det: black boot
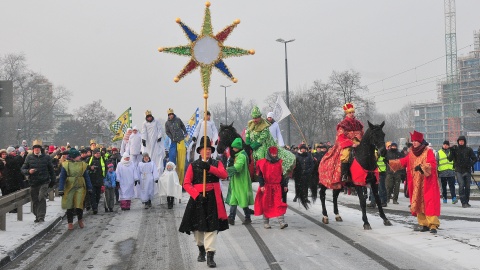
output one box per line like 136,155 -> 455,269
197,246 -> 206,262
341,163 -> 352,183
207,251 -> 216,268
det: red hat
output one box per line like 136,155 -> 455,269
343,103 -> 355,114
48,145 -> 55,154
268,146 -> 278,156
112,147 -> 118,152
410,130 -> 424,143
61,146 -> 66,151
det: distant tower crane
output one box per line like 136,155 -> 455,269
444,0 -> 461,142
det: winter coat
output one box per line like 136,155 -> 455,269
293,152 -> 314,178
164,115 -> 186,143
447,136 -> 477,173
4,155 -> 25,193
21,153 -> 55,187
254,158 -> 287,218
385,149 -> 405,176
87,156 -> 106,187
104,171 -> 117,188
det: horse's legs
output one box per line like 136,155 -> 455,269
356,185 -> 370,229
372,182 -> 392,226
319,184 -> 329,224
332,189 -> 342,221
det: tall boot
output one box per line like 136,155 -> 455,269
197,246 -> 206,262
341,163 -> 352,183
207,251 -> 216,268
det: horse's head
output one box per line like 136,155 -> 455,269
217,122 -> 237,154
366,120 -> 386,152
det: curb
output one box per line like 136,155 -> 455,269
0,214 -> 63,268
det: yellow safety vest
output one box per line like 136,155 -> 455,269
88,156 -> 106,177
377,156 -> 386,172
438,149 -> 453,171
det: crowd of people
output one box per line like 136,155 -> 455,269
1,104 -> 479,268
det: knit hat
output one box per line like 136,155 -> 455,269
267,112 -> 274,118
231,138 -> 243,149
390,142 -> 398,148
343,103 -> 355,114
68,148 -> 81,159
107,163 -> 114,168
251,106 -> 262,118
0,149 -> 6,155
112,147 -> 118,152
80,148 -> 88,154
443,140 -> 450,146
18,147 -> 25,153
298,144 -> 307,150
48,145 -> 55,154
268,146 -> 278,156
142,152 -> 150,157
410,130 -> 424,143
6,147 -> 15,155
93,148 -> 101,154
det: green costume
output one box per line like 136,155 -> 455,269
245,106 -> 295,175
226,148 -> 254,208
61,161 -> 89,210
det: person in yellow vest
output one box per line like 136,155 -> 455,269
436,140 -> 457,204
368,149 -> 388,208
87,148 -> 106,214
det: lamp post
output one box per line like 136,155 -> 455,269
276,38 -> 295,146
220,85 -> 231,124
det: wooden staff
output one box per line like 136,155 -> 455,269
203,93 -> 208,196
289,113 -> 309,147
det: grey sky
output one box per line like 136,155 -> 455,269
1,1 -> 478,126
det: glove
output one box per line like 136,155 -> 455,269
135,180 -> 139,186
58,190 -> 64,196
250,142 -> 261,150
155,180 -> 158,183
196,194 -> 206,203
48,181 -> 55,188
157,137 -> 162,143
450,145 -> 457,151
199,161 -> 210,171
227,166 -> 237,177
414,165 -> 424,174
192,137 -> 197,142
142,139 -> 146,147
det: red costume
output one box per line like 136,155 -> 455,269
254,158 -> 287,218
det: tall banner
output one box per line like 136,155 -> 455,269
185,107 -> 200,146
272,95 -> 291,122
109,107 -> 132,142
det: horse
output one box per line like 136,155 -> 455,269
319,121 -> 392,230
217,123 -> 255,179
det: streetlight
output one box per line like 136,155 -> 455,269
220,85 -> 231,124
276,38 -> 295,146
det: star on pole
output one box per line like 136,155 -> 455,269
158,1 -> 255,94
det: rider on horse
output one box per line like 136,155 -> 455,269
337,102 -> 364,183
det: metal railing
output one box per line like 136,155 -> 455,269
0,188 -> 31,231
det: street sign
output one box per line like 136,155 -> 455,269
467,131 -> 480,137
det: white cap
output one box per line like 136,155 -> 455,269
267,112 -> 274,118
122,152 -> 130,158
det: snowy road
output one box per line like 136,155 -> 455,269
3,180 -> 480,270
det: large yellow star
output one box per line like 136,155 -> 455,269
158,1 -> 254,94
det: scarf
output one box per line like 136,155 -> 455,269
412,144 -> 426,157
121,158 -> 131,167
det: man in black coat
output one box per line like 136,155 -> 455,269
384,143 -> 405,205
448,135 -> 478,208
21,141 -> 56,222
292,144 -> 313,209
87,149 -> 107,214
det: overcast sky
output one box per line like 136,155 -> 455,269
0,0 -> 478,126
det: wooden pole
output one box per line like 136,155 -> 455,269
203,93 -> 208,196
289,113 -> 309,147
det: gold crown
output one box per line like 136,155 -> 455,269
167,108 -> 174,114
90,139 -> 96,145
145,110 -> 152,116
32,139 -> 43,146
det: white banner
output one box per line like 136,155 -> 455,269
272,95 -> 291,122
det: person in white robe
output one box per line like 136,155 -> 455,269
158,161 -> 183,209
267,112 -> 285,147
192,111 -> 219,160
129,126 -> 142,167
141,110 -> 165,174
136,152 -> 159,209
120,128 -> 132,156
116,152 -> 137,210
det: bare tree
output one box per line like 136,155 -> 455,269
74,100 -> 116,145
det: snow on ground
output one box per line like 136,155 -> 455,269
0,183 -> 479,269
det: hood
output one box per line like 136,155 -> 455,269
457,135 -> 467,145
